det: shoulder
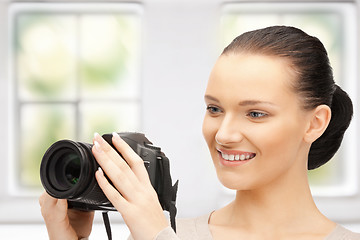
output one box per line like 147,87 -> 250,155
127,213 -> 213,240
175,212 -> 213,240
325,225 -> 360,240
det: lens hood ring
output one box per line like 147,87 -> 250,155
40,139 -> 94,199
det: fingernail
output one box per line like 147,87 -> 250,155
94,140 -> 102,152
112,132 -> 120,139
97,167 -> 104,176
94,132 -> 100,139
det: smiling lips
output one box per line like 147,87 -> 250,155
217,149 -> 256,162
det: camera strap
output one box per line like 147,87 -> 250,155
158,154 -> 179,232
102,211 -> 112,240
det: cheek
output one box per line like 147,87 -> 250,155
253,119 -> 305,166
202,115 -> 217,145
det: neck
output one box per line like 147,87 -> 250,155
233,174 -> 317,229
213,162 -> 333,235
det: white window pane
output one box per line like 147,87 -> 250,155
282,13 -> 342,85
79,14 -> 141,99
221,14 -> 280,47
308,152 -> 343,186
16,14 -> 77,101
79,102 -> 141,142
18,104 -> 76,190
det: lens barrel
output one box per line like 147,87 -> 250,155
40,140 -> 101,201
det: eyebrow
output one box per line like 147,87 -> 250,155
204,95 -> 220,103
204,95 -> 276,107
238,100 -> 276,107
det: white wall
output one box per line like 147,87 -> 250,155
140,0 -> 225,218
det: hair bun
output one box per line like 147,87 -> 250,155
308,84 -> 353,170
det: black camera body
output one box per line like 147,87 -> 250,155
40,132 -> 176,212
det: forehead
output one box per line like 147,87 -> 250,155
206,54 -> 296,102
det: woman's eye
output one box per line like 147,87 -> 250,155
248,111 -> 267,119
206,105 -> 222,114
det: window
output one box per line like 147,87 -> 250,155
3,2 -> 142,221
221,2 -> 358,197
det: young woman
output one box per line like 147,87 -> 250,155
39,26 -> 360,240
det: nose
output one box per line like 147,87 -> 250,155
215,113 -> 244,146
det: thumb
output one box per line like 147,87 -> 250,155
57,199 -> 68,211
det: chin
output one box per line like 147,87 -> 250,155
216,171 -> 255,191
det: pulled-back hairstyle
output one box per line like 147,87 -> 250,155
222,26 -> 353,170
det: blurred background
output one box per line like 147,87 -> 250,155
0,0 -> 359,238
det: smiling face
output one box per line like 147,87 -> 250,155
202,54 -> 313,191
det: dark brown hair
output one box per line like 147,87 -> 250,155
222,26 -> 353,170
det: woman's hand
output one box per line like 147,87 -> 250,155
92,132 -> 169,240
39,192 -> 94,240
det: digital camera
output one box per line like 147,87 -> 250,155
40,132 -> 177,212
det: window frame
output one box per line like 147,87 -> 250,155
1,2 -> 143,223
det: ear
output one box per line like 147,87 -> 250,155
303,105 -> 331,144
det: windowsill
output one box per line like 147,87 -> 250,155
0,223 -> 130,239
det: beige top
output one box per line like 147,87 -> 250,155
145,212 -> 360,240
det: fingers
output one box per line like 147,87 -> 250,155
39,191 -> 66,210
39,192 -> 68,223
92,133 -> 168,240
93,132 -> 126,171
92,133 -> 140,200
111,132 -> 142,166
39,192 -> 79,240
39,191 -> 55,205
93,132 -> 150,184
111,132 -> 151,185
95,166 -> 128,210
39,191 -> 50,206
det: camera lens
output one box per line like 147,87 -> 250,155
41,140 -> 95,199
64,152 -> 81,185
50,149 -> 82,191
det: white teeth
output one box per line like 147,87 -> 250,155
221,152 -> 254,161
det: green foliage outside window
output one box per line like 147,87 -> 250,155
14,12 -> 141,189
